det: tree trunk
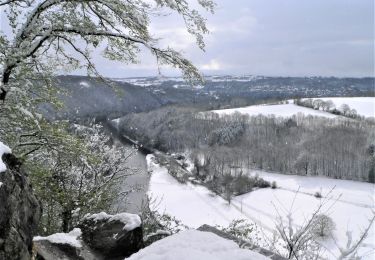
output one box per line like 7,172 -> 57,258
61,208 -> 72,233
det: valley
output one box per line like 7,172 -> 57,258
1,1 -> 374,259
106,94 -> 375,259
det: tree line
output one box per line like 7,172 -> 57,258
116,106 -> 375,183
294,98 -> 363,119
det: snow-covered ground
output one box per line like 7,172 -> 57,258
310,97 -> 375,118
210,103 -> 338,118
127,229 -> 270,260
209,97 -> 374,118
147,155 -> 375,259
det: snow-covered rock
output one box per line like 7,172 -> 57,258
126,229 -> 270,260
84,211 -> 141,231
0,141 -> 11,173
33,228 -> 100,260
79,212 -> 143,258
34,228 -> 82,248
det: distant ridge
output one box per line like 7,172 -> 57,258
40,75 -> 374,121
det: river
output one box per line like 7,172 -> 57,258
101,120 -> 151,215
113,144 -> 149,214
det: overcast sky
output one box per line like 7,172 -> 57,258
92,0 -> 374,78
1,0 -> 373,78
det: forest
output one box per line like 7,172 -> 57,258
116,106 -> 375,184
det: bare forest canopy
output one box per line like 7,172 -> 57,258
115,106 -> 375,183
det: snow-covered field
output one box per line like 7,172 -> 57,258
310,97 -> 375,118
210,103 -> 338,118
209,97 -> 374,118
147,155 -> 375,259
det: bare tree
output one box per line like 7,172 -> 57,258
310,214 -> 335,238
0,0 -> 215,101
264,188 -> 340,259
335,213 -> 375,259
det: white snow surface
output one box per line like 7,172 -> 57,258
210,103 -> 337,118
147,155 -> 248,228
209,97 -> 375,118
84,212 -> 141,231
310,97 -> 375,117
147,155 -> 375,259
34,228 -> 82,248
126,229 -> 270,260
0,141 -> 11,173
79,81 -> 90,88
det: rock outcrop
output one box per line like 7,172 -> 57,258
0,153 -> 42,260
33,228 -> 101,260
78,212 -> 143,259
34,212 -> 143,260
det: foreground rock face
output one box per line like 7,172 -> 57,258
34,239 -> 99,260
0,153 -> 42,260
78,212 -> 143,259
34,212 -> 143,260
34,228 -> 101,260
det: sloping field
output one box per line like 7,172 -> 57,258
210,97 -> 374,118
311,97 -> 374,117
147,155 -> 375,259
210,103 -> 337,118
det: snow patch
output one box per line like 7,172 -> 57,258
79,81 -> 90,88
126,229 -> 270,260
0,141 -> 12,173
33,228 -> 82,248
84,212 -> 141,231
210,103 -> 337,118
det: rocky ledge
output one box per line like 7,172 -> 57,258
33,212 -> 143,260
0,152 -> 42,260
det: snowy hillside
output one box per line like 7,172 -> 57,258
210,97 -> 374,118
147,155 -> 375,259
210,103 -> 338,118
127,230 -> 270,260
310,97 -> 375,117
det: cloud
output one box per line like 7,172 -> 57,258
210,9 -> 257,35
200,59 -> 222,71
57,0 -> 375,77
150,26 -> 196,50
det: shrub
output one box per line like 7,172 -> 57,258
220,219 -> 260,246
254,176 -> 270,188
311,214 -> 336,238
314,191 -> 322,198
